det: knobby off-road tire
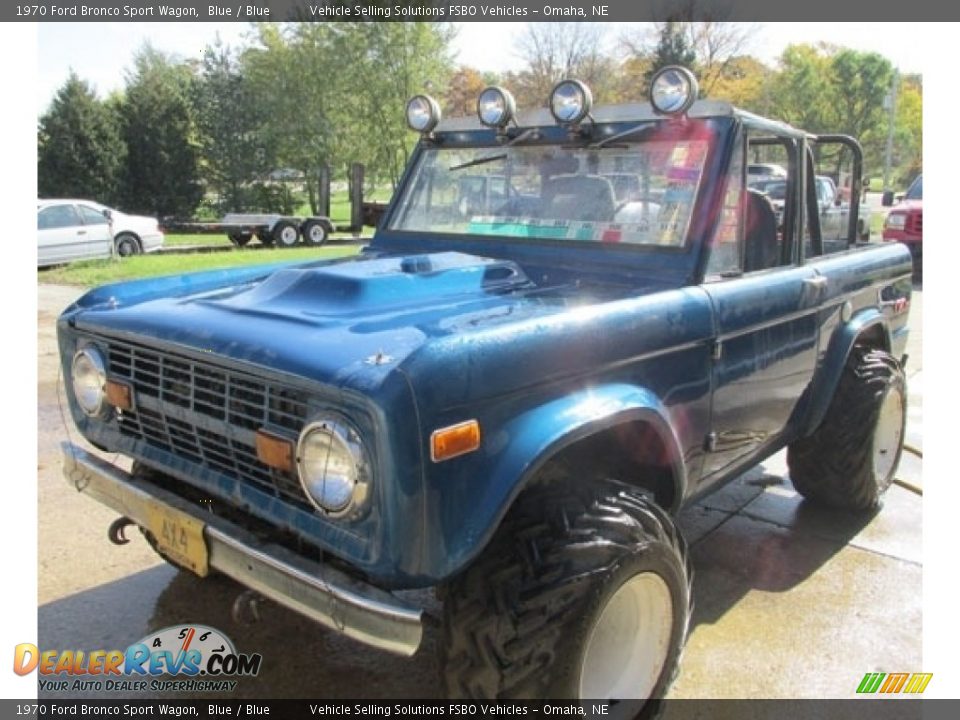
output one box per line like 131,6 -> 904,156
440,465 -> 692,700
787,346 -> 906,510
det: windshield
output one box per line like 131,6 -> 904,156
905,175 -> 922,200
389,138 -> 711,248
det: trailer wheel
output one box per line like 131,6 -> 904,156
302,220 -> 328,246
273,221 -> 300,248
228,233 -> 252,247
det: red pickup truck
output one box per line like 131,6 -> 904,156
882,174 -> 922,270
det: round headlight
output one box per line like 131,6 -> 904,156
71,346 -> 107,417
477,86 -> 516,128
549,79 -> 593,125
296,419 -> 369,517
650,66 -> 699,115
406,94 -> 441,133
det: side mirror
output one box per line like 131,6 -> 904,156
834,196 -> 842,207
102,209 -> 113,220
881,190 -> 895,207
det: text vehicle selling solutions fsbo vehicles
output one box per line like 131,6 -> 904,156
59,66 -> 912,701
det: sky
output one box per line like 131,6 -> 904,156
36,21 -> 932,114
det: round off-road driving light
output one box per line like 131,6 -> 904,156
650,66 -> 699,115
71,346 -> 107,417
296,418 -> 370,517
477,86 -> 517,128
406,94 -> 442,133
550,79 -> 593,125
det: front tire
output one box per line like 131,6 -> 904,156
788,346 -> 906,510
440,465 -> 691,700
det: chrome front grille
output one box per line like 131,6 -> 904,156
106,339 -> 311,509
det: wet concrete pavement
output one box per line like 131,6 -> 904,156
36,282 -> 923,700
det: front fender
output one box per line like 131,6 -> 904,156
492,384 -> 687,506
802,308 -> 891,436
430,383 -> 687,581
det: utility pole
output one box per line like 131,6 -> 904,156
882,70 -> 899,192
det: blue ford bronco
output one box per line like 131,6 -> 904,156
59,67 -> 912,700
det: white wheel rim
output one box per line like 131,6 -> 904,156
308,225 -> 325,243
280,226 -> 298,245
873,386 -> 904,489
579,572 -> 673,700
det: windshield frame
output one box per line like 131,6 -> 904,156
378,117 -> 731,257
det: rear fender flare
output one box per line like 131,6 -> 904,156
802,308 -> 891,435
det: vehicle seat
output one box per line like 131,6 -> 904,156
542,175 -> 616,222
743,190 -> 781,272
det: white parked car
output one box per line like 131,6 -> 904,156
37,199 -> 165,267
38,200 -> 113,267
79,200 -> 165,256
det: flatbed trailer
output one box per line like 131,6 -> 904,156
161,164 -> 389,247
163,214 -> 336,248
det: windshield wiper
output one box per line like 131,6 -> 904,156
448,129 -> 541,171
591,124 -> 648,149
449,153 -> 507,172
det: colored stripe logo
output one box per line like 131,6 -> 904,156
857,672 -> 932,694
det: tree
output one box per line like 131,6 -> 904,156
510,23 -> 622,108
769,44 -> 894,174
828,49 -> 894,172
330,22 -> 454,189
194,39 -> 274,212
119,44 -> 203,218
38,73 -> 125,204
442,66 -> 487,118
643,22 -> 698,92
243,23 -> 336,215
893,74 -> 922,185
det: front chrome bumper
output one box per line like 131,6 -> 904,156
61,443 -> 423,656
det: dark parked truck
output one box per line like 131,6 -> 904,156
59,67 -> 912,702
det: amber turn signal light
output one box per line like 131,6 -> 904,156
256,430 -> 294,473
105,380 -> 134,411
431,420 -> 481,463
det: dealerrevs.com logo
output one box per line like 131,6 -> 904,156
14,625 -> 262,693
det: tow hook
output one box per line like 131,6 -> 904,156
107,517 -> 136,545
231,589 -> 264,625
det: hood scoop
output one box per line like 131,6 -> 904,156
210,252 -> 530,316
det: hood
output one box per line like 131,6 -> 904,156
68,252 -> 558,390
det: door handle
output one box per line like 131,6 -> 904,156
77,230 -> 86,235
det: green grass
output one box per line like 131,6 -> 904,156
38,246 -> 361,287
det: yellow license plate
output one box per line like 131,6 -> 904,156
145,501 -> 209,577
